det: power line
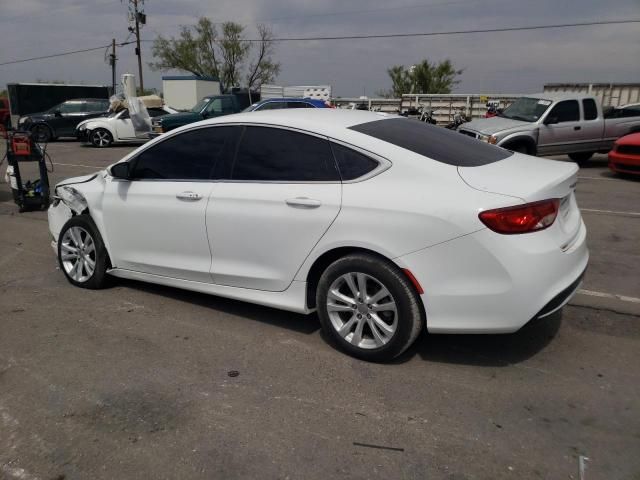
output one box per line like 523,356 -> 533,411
138,18 -> 640,43
0,41 -> 135,67
233,18 -> 640,42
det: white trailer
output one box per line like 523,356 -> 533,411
162,75 -> 221,110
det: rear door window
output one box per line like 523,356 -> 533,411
287,102 -> 314,109
349,118 -> 512,167
232,127 -> 340,181
59,101 -> 85,113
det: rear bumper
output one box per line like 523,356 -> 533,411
608,151 -> 640,175
395,220 -> 589,334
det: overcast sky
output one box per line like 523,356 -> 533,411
1,0 -> 639,97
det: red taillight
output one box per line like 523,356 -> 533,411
479,199 -> 560,234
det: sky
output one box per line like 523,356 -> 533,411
1,0 -> 639,98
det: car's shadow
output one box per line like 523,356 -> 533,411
405,311 -> 562,367
118,279 -> 320,335
120,278 -> 561,366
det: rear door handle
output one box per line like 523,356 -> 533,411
574,126 -> 581,131
285,197 -> 322,208
176,191 -> 202,201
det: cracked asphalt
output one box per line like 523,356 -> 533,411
1,140 -> 639,480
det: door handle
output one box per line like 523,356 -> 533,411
285,197 -> 322,208
574,126 -> 581,131
176,191 -> 202,201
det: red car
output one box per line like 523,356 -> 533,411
609,132 -> 640,176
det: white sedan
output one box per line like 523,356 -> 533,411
76,105 -> 177,148
49,110 -> 588,361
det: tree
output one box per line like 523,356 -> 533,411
150,18 -> 280,90
382,59 -> 462,97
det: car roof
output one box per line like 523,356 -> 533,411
257,98 -> 324,103
524,92 -> 597,102
198,109 -> 392,137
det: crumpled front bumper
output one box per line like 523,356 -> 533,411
47,200 -> 73,252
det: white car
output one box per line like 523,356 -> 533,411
49,110 -> 588,361
76,105 -> 177,148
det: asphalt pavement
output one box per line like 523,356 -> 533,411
0,140 -> 638,480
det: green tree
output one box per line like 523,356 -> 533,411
0,89 -> 7,98
383,59 -> 462,97
150,18 -> 280,90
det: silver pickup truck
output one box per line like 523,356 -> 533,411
459,93 -> 640,164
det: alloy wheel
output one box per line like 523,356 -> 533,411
60,226 -> 96,283
326,272 -> 398,349
92,130 -> 111,147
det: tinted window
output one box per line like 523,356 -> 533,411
349,118 -> 512,167
131,127 -> 238,180
221,97 -> 235,114
86,100 -> 108,112
147,108 -> 167,117
548,100 -> 579,123
583,99 -> 598,120
205,99 -> 222,114
331,143 -> 379,180
58,101 -> 85,113
232,127 -> 339,181
287,102 -> 314,109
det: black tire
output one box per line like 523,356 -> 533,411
568,152 -> 594,165
31,124 -> 52,143
506,142 -> 531,155
316,253 -> 424,362
90,128 -> 113,148
57,215 -> 110,289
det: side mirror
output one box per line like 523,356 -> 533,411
54,109 -> 62,117
544,116 -> 559,125
201,111 -> 210,119
110,162 -> 131,180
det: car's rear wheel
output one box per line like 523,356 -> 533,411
31,124 -> 52,143
316,253 -> 424,362
568,152 -> 594,165
58,215 -> 110,289
90,128 -> 113,148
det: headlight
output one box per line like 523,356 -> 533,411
18,117 -> 28,125
56,186 -> 87,214
478,134 -> 498,145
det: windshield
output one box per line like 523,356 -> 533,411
500,97 -> 552,122
190,98 -> 211,113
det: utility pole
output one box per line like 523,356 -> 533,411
109,39 -> 117,94
127,0 -> 146,94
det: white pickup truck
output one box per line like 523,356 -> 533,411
459,93 -> 640,164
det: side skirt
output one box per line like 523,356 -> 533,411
107,268 -> 313,314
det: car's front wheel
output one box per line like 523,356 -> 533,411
90,128 -> 113,148
58,215 -> 110,289
316,253 -> 424,362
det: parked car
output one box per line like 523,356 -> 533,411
608,132 -> 640,176
0,97 -> 10,128
76,105 -> 178,147
150,94 -> 252,136
18,98 -> 110,142
244,98 -> 330,112
458,93 -> 640,164
48,110 -> 588,362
